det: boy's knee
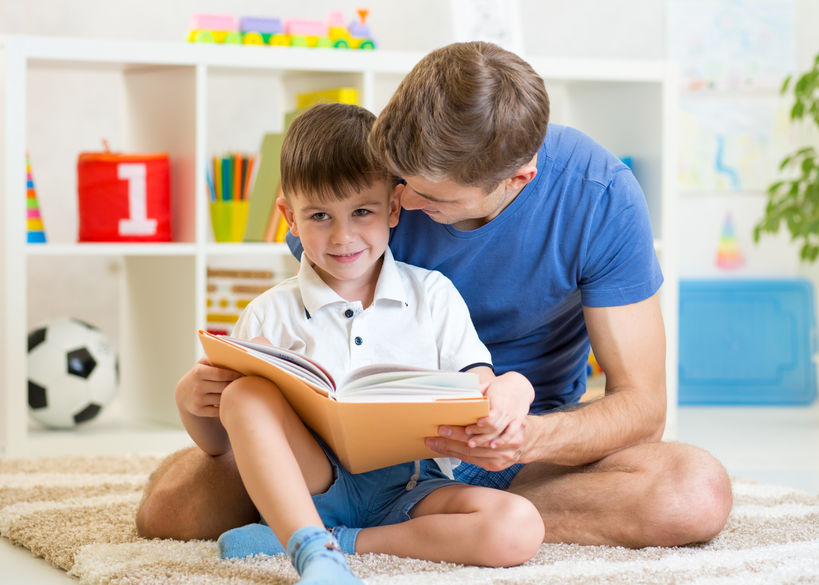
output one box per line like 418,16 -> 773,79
480,495 -> 544,567
218,376 -> 282,426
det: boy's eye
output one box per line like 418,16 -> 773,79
352,208 -> 371,217
310,212 -> 330,221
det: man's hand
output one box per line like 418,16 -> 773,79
425,420 -> 529,471
425,370 -> 534,471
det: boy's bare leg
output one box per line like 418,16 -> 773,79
136,447 -> 256,540
217,375 -> 333,545
137,376 -> 334,543
354,485 -> 544,568
507,441 -> 732,548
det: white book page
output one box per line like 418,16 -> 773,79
225,337 -> 336,392
338,369 -> 481,401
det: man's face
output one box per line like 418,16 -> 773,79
399,175 -> 515,230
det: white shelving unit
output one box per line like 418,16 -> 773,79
0,35 -> 677,456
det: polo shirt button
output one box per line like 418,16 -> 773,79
344,309 -> 354,318
354,336 -> 363,346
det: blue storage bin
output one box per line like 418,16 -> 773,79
678,279 -> 817,405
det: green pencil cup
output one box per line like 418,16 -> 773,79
210,200 -> 249,242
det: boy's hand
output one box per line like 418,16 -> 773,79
464,371 -> 534,448
175,357 -> 243,418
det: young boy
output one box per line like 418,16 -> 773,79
174,102 -> 544,584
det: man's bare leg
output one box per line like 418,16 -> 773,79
508,441 -> 732,548
136,447 -> 257,540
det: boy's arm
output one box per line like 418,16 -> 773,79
175,358 -> 242,456
429,293 -> 666,470
461,365 -> 534,449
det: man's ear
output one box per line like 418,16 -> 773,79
277,196 -> 298,237
388,183 -> 403,228
506,161 -> 538,192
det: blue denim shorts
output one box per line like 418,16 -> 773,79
312,440 -> 463,528
453,461 -> 524,490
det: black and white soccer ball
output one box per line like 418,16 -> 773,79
27,317 -> 119,429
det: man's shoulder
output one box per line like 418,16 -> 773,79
545,124 -> 635,191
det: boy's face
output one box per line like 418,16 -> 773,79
279,181 -> 401,294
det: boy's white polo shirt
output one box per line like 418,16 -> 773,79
232,248 -> 492,385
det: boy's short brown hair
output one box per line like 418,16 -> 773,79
370,41 -> 550,192
281,102 -> 393,201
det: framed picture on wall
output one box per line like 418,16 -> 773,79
451,0 -> 524,55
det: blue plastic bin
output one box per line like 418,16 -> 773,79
678,279 -> 817,405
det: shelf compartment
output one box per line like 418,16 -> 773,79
26,243 -> 199,256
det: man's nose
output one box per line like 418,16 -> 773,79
400,189 -> 425,210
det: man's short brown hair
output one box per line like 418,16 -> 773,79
370,41 -> 549,192
281,102 -> 393,201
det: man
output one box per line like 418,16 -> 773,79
137,42 -> 732,548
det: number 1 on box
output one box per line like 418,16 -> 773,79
117,163 -> 158,236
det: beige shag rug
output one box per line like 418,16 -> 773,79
1,455 -> 818,585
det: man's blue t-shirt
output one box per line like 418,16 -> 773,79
288,124 -> 663,412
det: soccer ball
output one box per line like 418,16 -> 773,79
27,317 -> 119,429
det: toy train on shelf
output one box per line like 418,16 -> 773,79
188,9 -> 376,49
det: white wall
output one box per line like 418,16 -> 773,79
672,1 -> 819,285
0,0 -> 666,56
3,0 -> 819,337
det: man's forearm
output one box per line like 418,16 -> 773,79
519,387 -> 666,467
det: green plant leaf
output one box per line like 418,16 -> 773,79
757,53 -> 819,262
768,180 -> 785,194
779,155 -> 793,170
781,74 -> 793,94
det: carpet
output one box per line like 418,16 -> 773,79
1,455 -> 818,585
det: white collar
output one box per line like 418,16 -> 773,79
297,247 -> 408,317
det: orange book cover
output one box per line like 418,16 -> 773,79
198,331 -> 489,473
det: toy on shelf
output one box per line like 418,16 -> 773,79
716,212 -> 745,270
26,154 -> 46,243
77,144 -> 172,243
206,267 -> 278,335
586,350 -> 604,379
188,9 -> 376,49
27,317 -> 119,429
296,87 -> 359,109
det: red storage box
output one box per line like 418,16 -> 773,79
77,152 -> 171,242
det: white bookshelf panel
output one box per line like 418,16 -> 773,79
120,255 -> 197,427
2,36 -> 677,454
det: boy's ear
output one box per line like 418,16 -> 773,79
388,183 -> 403,228
277,196 -> 298,236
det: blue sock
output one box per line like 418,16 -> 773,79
217,522 -> 286,558
287,526 -> 362,585
330,526 -> 361,554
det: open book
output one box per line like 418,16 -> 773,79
198,331 -> 489,473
